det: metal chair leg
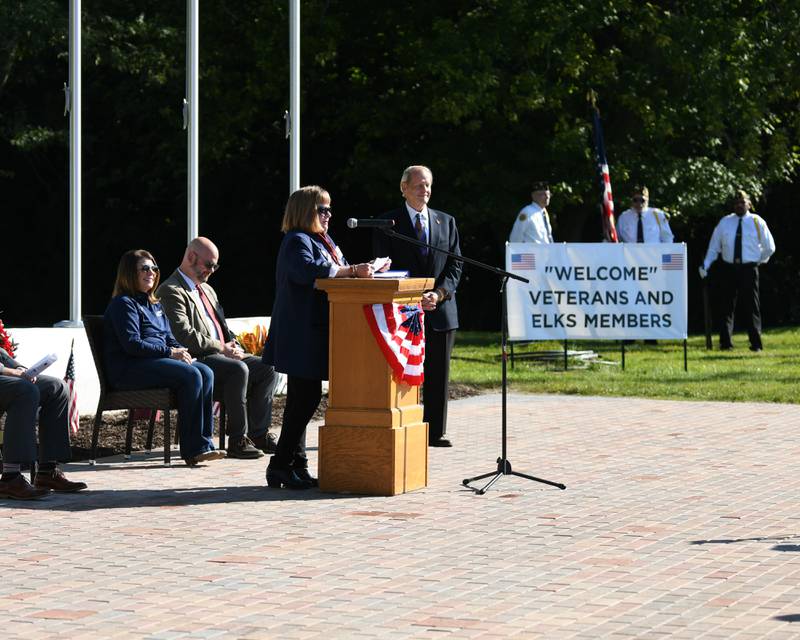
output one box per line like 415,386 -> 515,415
145,410 -> 156,453
90,405 -> 103,465
163,409 -> 171,466
124,411 -> 135,459
219,405 -> 226,451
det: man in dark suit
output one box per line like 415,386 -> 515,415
157,237 -> 278,458
374,165 -> 462,447
0,348 -> 87,499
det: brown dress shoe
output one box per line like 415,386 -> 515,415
34,468 -> 88,493
227,436 -> 264,459
0,474 -> 51,500
250,432 -> 278,454
184,449 -> 227,467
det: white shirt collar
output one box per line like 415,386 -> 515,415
405,202 -> 429,226
177,268 -> 198,292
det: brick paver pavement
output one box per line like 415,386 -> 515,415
3,393 -> 800,639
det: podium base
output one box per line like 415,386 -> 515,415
318,422 -> 428,496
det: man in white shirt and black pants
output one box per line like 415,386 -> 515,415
617,185 -> 675,345
699,190 -> 776,351
509,181 -> 554,244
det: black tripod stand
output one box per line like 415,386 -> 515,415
376,227 -> 565,495
462,276 -> 566,494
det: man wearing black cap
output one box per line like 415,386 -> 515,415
509,181 -> 554,243
699,190 -> 775,351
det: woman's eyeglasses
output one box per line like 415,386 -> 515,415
317,205 -> 332,218
139,264 -> 160,273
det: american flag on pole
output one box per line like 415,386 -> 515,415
64,339 -> 80,434
591,100 -> 619,243
363,303 -> 425,386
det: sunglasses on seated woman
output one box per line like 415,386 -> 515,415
139,264 -> 160,273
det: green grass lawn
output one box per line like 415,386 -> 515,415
450,326 -> 800,404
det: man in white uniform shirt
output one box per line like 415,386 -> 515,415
617,186 -> 674,244
699,190 -> 776,351
509,181 -> 554,243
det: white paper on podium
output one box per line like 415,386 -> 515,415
373,270 -> 410,279
372,256 -> 391,271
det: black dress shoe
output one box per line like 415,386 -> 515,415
429,437 -> 453,448
749,345 -> 763,352
266,467 -> 311,489
292,468 -> 318,487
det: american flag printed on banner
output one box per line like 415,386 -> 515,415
592,105 -> 619,243
661,253 -> 684,270
64,339 -> 80,434
363,303 -> 425,386
511,253 -> 536,270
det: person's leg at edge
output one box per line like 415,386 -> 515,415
718,264 -> 737,350
744,266 -> 762,350
193,361 -> 215,444
267,375 -> 320,488
243,356 -> 278,440
423,324 -> 456,445
114,358 -> 216,460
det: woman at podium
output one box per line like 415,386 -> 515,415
263,186 -> 380,489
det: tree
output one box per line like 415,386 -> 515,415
2,0 -> 798,328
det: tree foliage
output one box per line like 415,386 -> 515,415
2,0 -> 799,328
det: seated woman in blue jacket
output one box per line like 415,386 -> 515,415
263,185 -> 387,489
104,249 -> 225,467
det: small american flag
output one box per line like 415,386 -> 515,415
64,339 -> 80,434
511,253 -> 536,270
661,254 -> 684,270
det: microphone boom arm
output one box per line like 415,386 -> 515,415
379,227 -> 529,284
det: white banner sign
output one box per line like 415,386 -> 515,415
506,243 -> 688,340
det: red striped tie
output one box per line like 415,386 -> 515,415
197,285 -> 225,341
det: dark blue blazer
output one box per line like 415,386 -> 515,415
373,206 -> 462,331
263,231 -> 346,380
104,293 -> 182,385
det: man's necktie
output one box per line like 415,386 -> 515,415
734,217 -> 743,263
197,285 -> 225,341
415,213 -> 429,256
543,209 -> 554,243
637,213 -> 644,243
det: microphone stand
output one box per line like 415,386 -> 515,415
378,227 -> 566,495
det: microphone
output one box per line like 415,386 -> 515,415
346,218 -> 395,229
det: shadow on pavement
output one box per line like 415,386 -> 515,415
0,485 -> 359,511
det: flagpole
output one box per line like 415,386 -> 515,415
56,0 -> 83,328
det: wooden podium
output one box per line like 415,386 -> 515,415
316,277 -> 434,496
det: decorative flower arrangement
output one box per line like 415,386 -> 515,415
0,317 -> 18,358
236,325 -> 268,356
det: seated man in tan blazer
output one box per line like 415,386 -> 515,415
157,237 -> 278,459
